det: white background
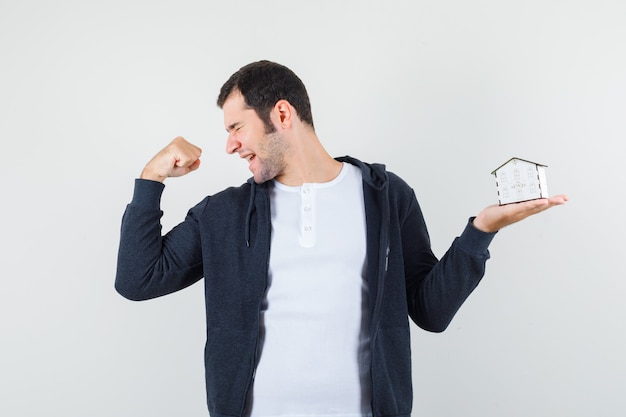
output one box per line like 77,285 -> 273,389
1,0 -> 624,416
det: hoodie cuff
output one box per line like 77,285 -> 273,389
457,217 -> 497,255
130,178 -> 166,209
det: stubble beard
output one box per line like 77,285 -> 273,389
254,131 -> 289,184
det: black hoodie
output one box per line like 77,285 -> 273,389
116,156 -> 496,417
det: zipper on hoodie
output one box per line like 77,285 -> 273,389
368,178 -> 391,415
241,185 -> 271,416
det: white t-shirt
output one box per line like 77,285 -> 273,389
248,163 -> 372,417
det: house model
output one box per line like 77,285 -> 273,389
491,157 -> 549,205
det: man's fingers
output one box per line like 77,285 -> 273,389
474,194 -> 569,232
187,159 -> 201,172
548,194 -> 569,205
174,154 -> 201,169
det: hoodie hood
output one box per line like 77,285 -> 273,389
336,155 -> 388,191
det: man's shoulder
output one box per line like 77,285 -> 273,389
336,155 -> 388,187
200,179 -> 272,207
201,181 -> 256,205
337,155 -> 412,189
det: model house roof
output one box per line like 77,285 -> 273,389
491,157 -> 548,175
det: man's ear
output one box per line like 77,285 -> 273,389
273,99 -> 294,129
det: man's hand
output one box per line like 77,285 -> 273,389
140,137 -> 202,183
472,195 -> 569,233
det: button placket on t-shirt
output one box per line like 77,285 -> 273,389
300,184 -> 315,247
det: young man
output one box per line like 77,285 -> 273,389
116,60 -> 567,417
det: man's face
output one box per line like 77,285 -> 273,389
223,91 -> 290,184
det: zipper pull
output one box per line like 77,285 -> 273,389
384,246 -> 390,271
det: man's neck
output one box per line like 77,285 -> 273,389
275,133 -> 342,186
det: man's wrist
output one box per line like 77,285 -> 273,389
140,167 -> 166,183
471,216 -> 497,233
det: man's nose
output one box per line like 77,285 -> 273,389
226,133 -> 240,154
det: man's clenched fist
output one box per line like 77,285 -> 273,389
140,137 -> 202,182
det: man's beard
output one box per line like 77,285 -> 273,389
254,131 -> 289,183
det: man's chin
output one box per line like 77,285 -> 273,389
252,172 -> 271,184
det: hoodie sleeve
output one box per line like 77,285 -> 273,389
402,191 -> 496,332
115,179 -> 205,301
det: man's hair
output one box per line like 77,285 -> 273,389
217,60 -> 315,132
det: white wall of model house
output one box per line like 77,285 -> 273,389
492,157 -> 549,205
